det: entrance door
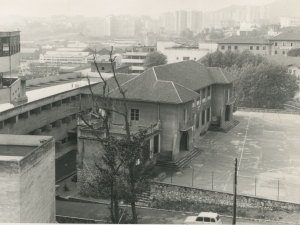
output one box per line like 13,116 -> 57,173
180,132 -> 188,151
225,105 -> 230,121
154,135 -> 159,154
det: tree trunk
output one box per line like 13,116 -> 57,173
114,192 -> 120,223
131,201 -> 137,224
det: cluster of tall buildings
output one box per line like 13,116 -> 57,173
160,11 -> 203,33
204,4 -> 270,29
85,15 -> 135,37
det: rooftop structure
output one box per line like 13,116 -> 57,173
0,135 -> 55,223
39,51 -> 90,65
0,31 -> 21,74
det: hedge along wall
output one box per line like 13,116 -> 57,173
151,182 -> 300,212
237,107 -> 300,115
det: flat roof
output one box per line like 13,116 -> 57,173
44,51 -> 90,56
0,80 -> 96,113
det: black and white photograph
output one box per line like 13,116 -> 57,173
0,0 -> 300,224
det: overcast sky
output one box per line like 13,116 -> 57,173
1,0 -> 276,18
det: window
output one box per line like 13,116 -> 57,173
275,50 -> 277,55
101,67 -> 104,70
201,110 -> 205,125
183,57 -> 190,60
282,42 -> 286,46
234,46 -> 238,50
183,109 -> 187,122
196,217 -> 203,222
201,88 -> 206,101
228,46 -> 231,50
263,46 -> 266,50
131,109 -> 139,121
196,113 -> 200,128
204,217 -> 210,222
250,46 -> 253,50
207,86 -> 211,97
291,42 -> 294,47
207,108 -> 210,122
283,51 -> 285,55
275,42 -> 278,46
221,45 -> 225,50
176,57 -> 179,60
194,57 -> 196,60
256,46 -> 259,50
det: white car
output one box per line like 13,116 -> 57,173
184,212 -> 222,224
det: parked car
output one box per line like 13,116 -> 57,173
184,212 -> 222,224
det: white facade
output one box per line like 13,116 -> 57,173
280,17 -> 300,28
157,41 -> 210,64
39,51 -> 89,64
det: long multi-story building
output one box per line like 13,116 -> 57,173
280,17 -> 300,28
161,12 -> 176,32
39,51 -> 90,65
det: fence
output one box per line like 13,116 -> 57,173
161,167 -> 300,203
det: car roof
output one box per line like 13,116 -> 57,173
198,212 -> 219,217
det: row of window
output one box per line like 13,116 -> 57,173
221,45 -> 267,51
274,50 -> 287,55
274,42 -> 294,47
0,95 -> 82,128
177,57 -> 197,60
193,86 -> 211,107
195,107 -> 211,128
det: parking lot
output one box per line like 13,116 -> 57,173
163,111 -> 300,202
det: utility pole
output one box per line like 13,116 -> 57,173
232,158 -> 237,225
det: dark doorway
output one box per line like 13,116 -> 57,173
225,105 -> 230,121
180,131 -> 188,151
154,135 -> 159,154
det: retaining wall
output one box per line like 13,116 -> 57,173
237,107 -> 300,115
151,182 -> 300,212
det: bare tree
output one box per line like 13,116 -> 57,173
77,46 -> 154,224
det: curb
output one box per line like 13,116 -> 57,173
55,171 -> 76,184
56,196 -> 297,224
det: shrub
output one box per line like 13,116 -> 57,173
71,174 -> 77,182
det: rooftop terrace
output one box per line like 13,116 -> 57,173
0,135 -> 52,161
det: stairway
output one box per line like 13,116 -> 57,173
136,188 -> 151,207
156,148 -> 204,170
208,119 -> 239,133
222,119 -> 240,133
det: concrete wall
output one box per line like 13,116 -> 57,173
112,101 -> 159,126
20,137 -> 56,223
218,44 -> 272,55
0,53 -> 20,73
151,182 -> 300,212
160,48 -> 209,64
0,88 -> 10,104
0,160 -> 20,222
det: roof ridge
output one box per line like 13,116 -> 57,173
152,67 -> 158,81
171,82 -> 182,103
173,81 -> 199,94
108,74 -> 140,94
219,68 -> 229,83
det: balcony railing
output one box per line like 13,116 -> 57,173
179,118 -> 194,131
133,121 -> 161,137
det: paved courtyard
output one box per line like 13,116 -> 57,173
163,111 -> 300,203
